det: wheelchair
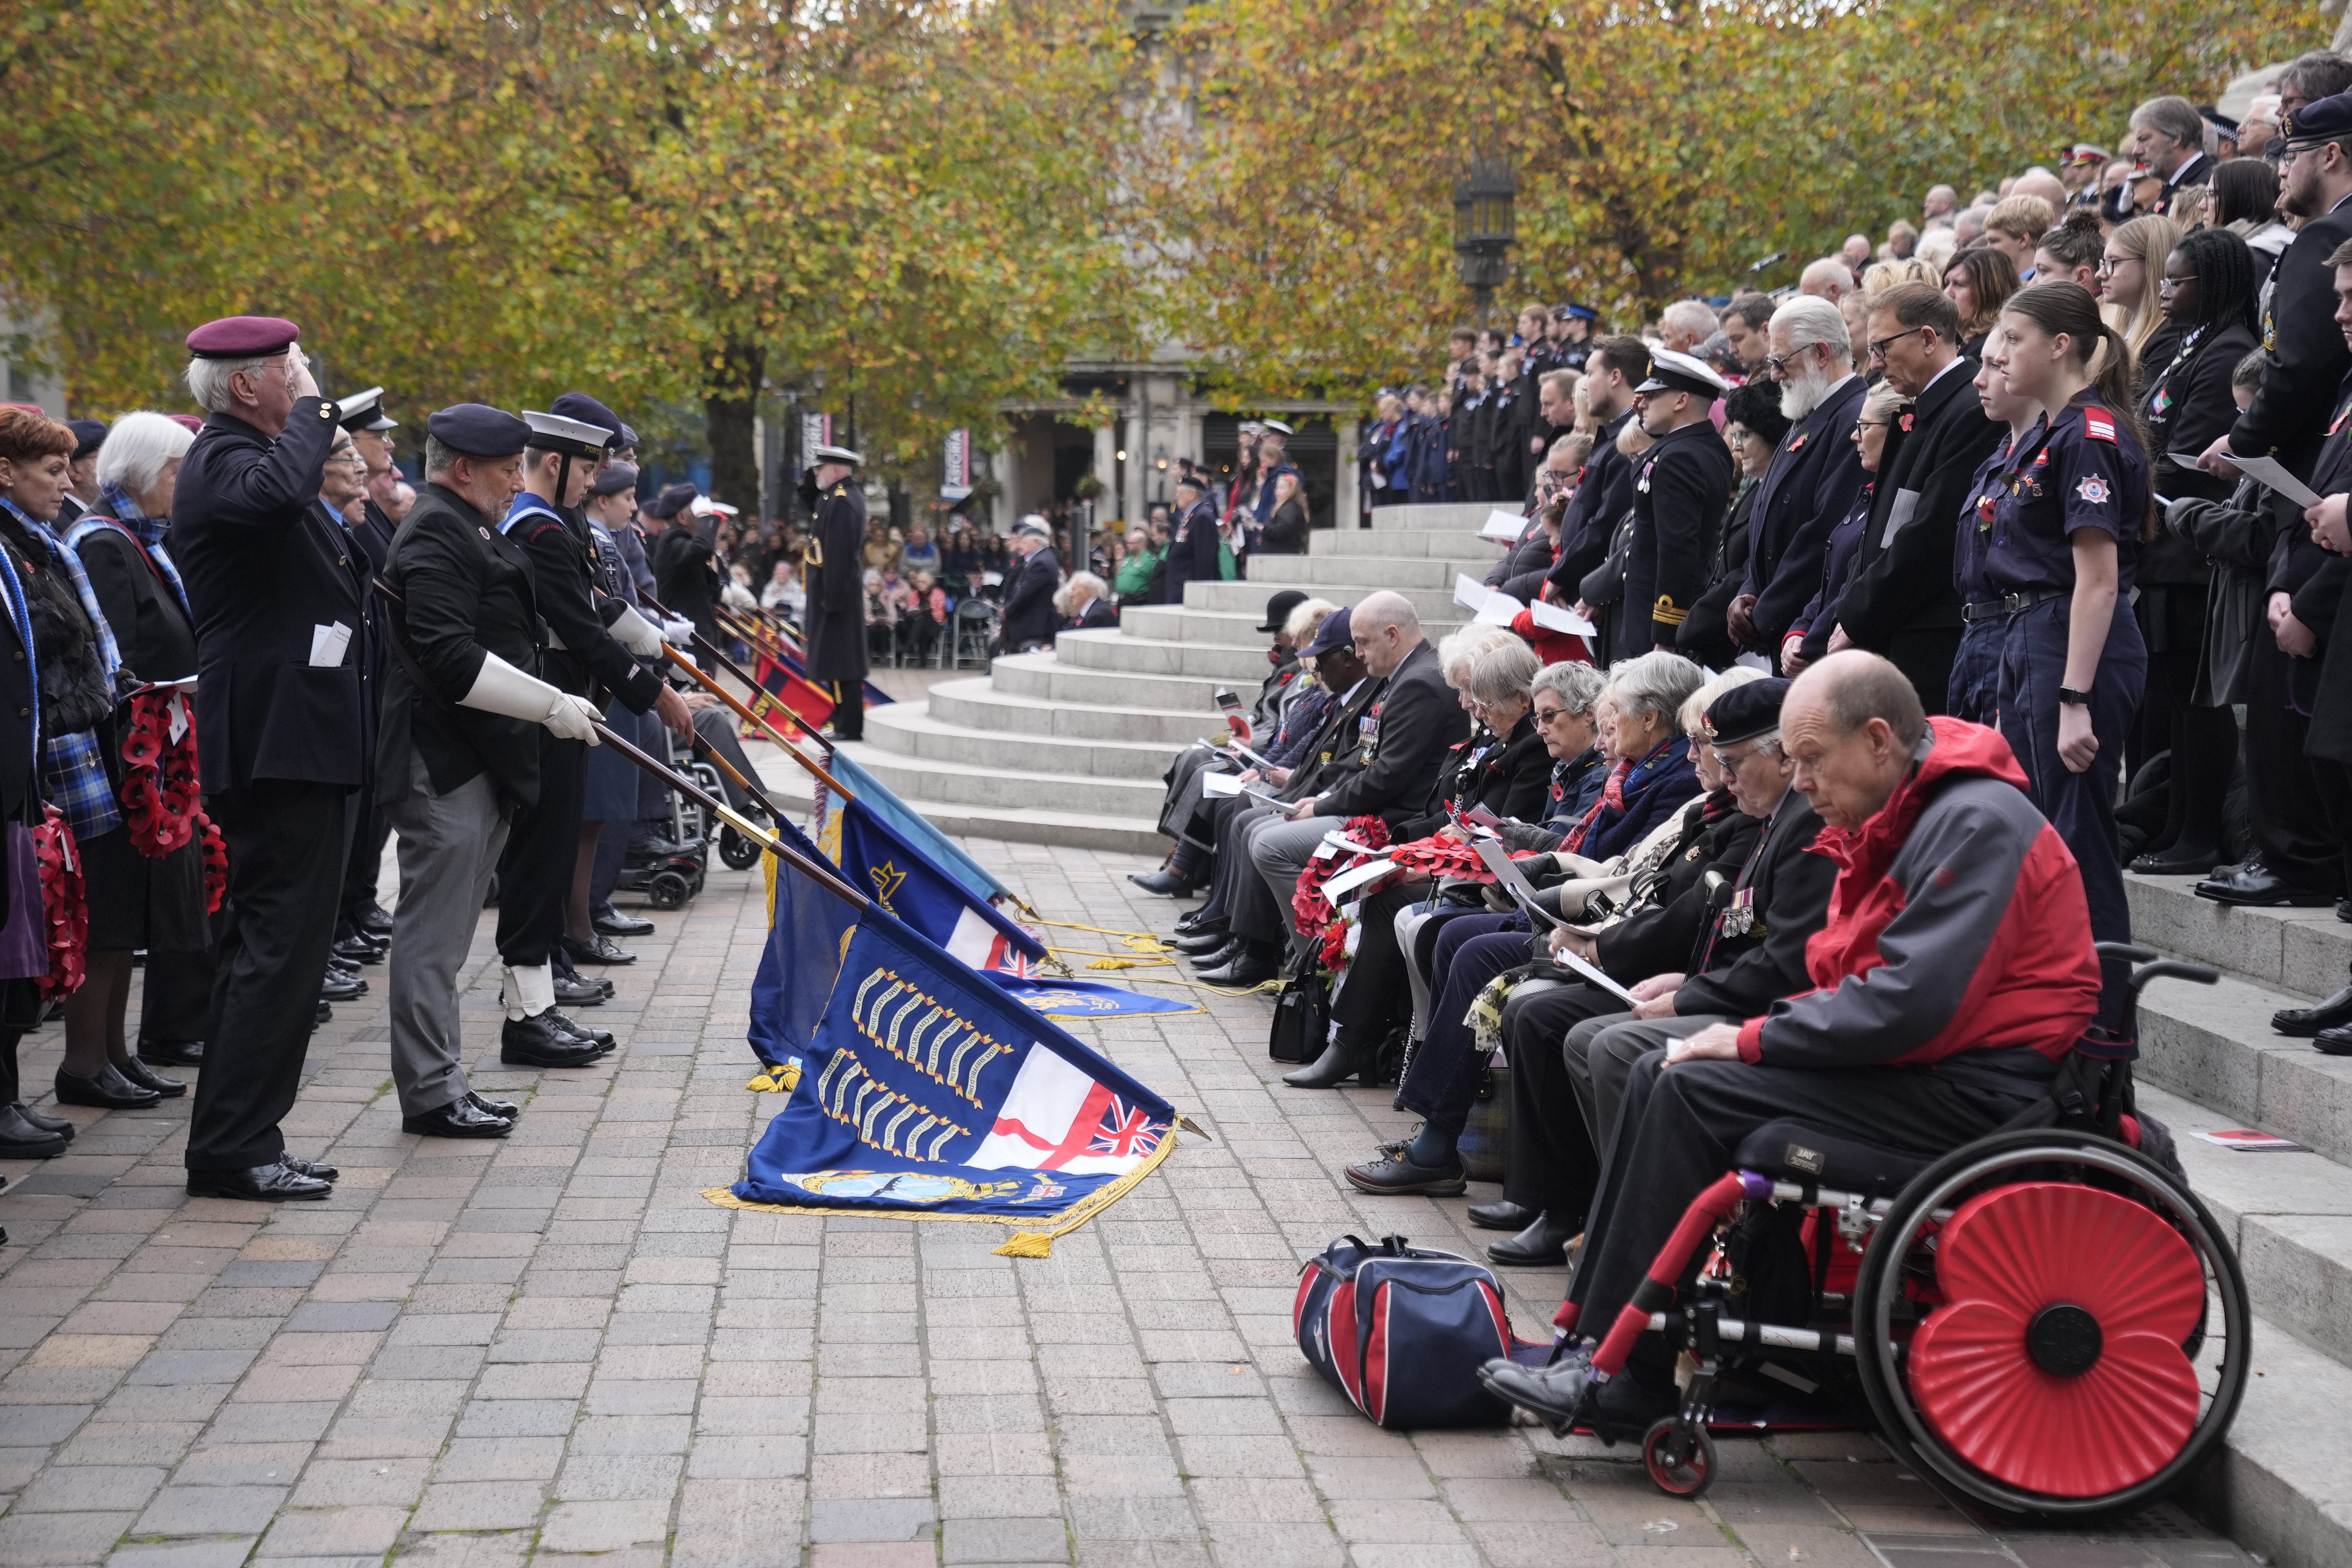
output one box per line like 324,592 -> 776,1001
1519,944 -> 2248,1523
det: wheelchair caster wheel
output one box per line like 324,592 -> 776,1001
646,870 -> 693,910
718,826 -> 763,871
1642,1417 -> 1715,1499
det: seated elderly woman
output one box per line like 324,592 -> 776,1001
1287,639 -> 1561,1088
1336,652 -> 1708,1193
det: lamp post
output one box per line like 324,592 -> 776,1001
1452,153 -> 1517,326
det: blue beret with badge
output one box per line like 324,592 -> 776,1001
425,403 -> 531,459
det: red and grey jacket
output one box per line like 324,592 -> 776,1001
1735,717 -> 2100,1069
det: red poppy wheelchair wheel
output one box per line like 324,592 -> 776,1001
1851,1129 -> 2248,1521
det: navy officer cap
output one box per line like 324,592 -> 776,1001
425,404 -> 531,459
335,386 -> 398,433
1637,348 -> 1730,401
1303,606 -> 1357,659
2277,91 -> 2352,152
1701,677 -> 1790,746
185,315 -> 301,358
523,409 -> 615,461
548,391 -> 624,448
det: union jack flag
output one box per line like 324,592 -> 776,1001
1089,1096 -> 1166,1161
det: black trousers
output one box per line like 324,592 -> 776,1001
1884,626 -> 1963,719
2245,635 -> 2339,892
338,782 -> 390,928
1330,882 -> 1428,1039
496,731 -> 585,969
140,949 -> 215,1047
1498,982 -> 1618,1220
185,781 -> 352,1174
1561,1054 -> 2034,1336
2142,646 -> 2238,858
828,681 -> 864,740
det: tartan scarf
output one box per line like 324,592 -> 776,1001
80,485 -> 191,615
1562,735 -> 1682,855
0,495 -> 124,692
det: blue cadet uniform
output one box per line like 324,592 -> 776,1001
1985,397 -> 2149,1029
1946,421 -> 2037,723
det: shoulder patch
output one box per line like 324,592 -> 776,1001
2081,407 -> 2117,445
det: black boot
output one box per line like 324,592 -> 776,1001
1283,1030 -> 1367,1089
1128,869 -> 1192,897
2276,983 -> 2352,1038
1486,1212 -> 1581,1267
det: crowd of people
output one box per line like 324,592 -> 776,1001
1123,64 -> 2352,1432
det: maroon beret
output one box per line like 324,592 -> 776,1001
185,316 -> 301,359
166,415 -> 203,433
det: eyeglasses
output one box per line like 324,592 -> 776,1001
1762,350 -> 1807,375
1532,706 -> 1581,727
2157,274 -> 2194,294
2098,255 -> 2134,274
1867,326 -> 1925,361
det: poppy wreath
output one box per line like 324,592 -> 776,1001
196,811 -> 227,915
1291,815 -> 1392,942
33,805 -> 87,1002
120,690 -> 202,857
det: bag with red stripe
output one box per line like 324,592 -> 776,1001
1293,1234 -> 1550,1428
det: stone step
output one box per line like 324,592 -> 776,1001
2136,962 -> 2352,1171
2127,872 -> 2348,999
759,754 -> 1163,856
989,650 -> 1236,712
926,677 -> 1225,748
1367,502 -> 1496,531
1186,578 -> 1465,623
1313,528 -> 1496,559
1240,554 -> 1507,591
860,698 -> 1176,782
1054,628 -> 1280,681
764,736 -> 1165,824
1123,602 -> 1472,649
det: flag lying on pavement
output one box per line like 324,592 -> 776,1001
835,795 -> 1045,974
712,904 -> 1182,1254
744,812 -> 858,1090
813,748 -> 1013,906
985,973 -> 1201,1018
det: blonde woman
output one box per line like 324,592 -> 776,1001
2098,214 -> 2183,361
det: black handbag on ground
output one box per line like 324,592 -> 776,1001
1268,960 -> 1329,1064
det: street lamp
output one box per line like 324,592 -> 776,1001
1452,152 -> 1517,326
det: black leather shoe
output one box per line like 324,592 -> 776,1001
1196,949 -> 1278,987
2316,1023 -> 2352,1056
1468,1199 -> 1537,1232
545,1010 -> 616,1051
1187,937 -> 1243,971
501,1014 -> 608,1067
138,1038 -> 203,1067
1283,1035 -> 1368,1089
354,901 -> 394,936
467,1091 -> 521,1120
403,1096 -> 514,1138
594,909 -> 657,937
1344,1147 -> 1468,1196
187,1164 -> 332,1201
279,1152 -> 338,1182
116,1058 -> 185,1098
561,934 -> 636,966
552,973 -> 607,1007
321,972 -> 365,1003
1477,1347 -> 1593,1437
2196,860 -> 2336,907
1174,910 -> 1219,936
1487,1212 -> 1582,1267
2340,899 -> 2352,925
54,1064 -> 162,1109
332,933 -> 386,965
326,955 -> 358,976
12,1102 -> 71,1137
1127,869 -> 1194,897
2128,846 -> 2221,875
315,1001 -> 332,1026
1173,928 -> 1232,956
2276,984 -> 2352,1037
0,1105 -> 68,1159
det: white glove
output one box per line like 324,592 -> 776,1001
457,652 -> 603,744
607,604 -> 665,659
661,617 -> 697,646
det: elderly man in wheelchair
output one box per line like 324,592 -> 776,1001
1480,651 -> 2246,1517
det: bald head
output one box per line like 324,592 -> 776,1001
1350,590 -> 1424,678
1799,258 -> 1853,301
1782,652 -> 1927,830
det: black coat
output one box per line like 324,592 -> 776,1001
506,503 -> 662,715
1165,497 -> 1221,603
1316,640 -> 1472,828
1673,791 -> 1833,1019
1622,419 -> 1735,660
1002,545 -> 1061,650
802,480 -> 870,682
1063,599 -> 1117,634
1395,712 -> 1551,840
1678,477 -> 1757,670
1486,513 -> 1550,591
1285,676 -> 1386,802
1839,359 -> 2004,643
172,398 -> 367,792
376,481 -> 548,808
652,524 -> 720,633
1548,410 -> 1638,594
1260,499 -> 1308,555
1594,800 -> 1760,983
1740,375 -> 1869,650
2297,412 -> 2352,762
2233,202 -> 2352,491
76,525 -> 196,688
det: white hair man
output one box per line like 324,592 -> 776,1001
1798,257 -> 1853,302
1723,297 -> 1868,662
1656,299 -> 1717,354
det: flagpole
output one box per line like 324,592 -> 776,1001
682,726 -> 790,826
650,639 -> 849,796
642,592 -> 837,758
589,716 -> 870,913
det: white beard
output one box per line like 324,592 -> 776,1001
1779,361 -> 1830,422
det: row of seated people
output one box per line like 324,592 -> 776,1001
1142,619 -> 2109,1436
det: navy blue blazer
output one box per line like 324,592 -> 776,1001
1739,374 -> 1869,650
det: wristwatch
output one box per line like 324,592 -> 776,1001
2056,686 -> 2092,706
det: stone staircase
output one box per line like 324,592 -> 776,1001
757,501 -> 2352,1567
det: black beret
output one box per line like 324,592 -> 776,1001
549,391 -> 624,447
425,403 -> 531,459
65,419 -> 107,461
2280,91 -> 2352,150
590,463 -> 639,498
1701,677 -> 1791,746
646,482 -> 699,519
185,315 -> 300,359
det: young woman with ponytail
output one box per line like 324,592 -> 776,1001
1979,279 -> 2153,1032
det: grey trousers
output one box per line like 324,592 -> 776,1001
384,757 -> 512,1117
1561,1012 -> 1735,1156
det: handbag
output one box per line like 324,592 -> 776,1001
1267,960 -> 1328,1064
1294,1234 -> 1550,1429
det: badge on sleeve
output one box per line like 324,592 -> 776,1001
2076,476 -> 2111,505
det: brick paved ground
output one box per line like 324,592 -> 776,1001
0,831 -> 2259,1568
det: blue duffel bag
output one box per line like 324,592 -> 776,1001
1294,1234 -> 1551,1428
